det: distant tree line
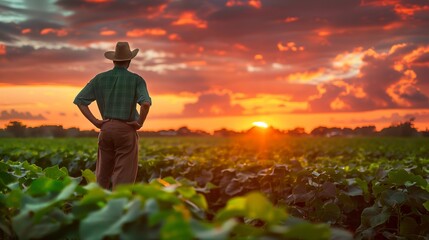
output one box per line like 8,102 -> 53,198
0,118 -> 427,138
0,121 -> 98,138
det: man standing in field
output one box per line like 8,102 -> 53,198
73,42 -> 151,189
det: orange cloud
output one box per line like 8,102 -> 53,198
0,109 -> 46,120
318,30 -> 331,37
234,43 -> 249,51
248,0 -> 262,8
21,28 -> 31,34
393,4 -> 429,19
361,0 -> 429,19
383,22 -> 403,30
254,54 -> 263,60
284,17 -> 298,23
333,80 -> 367,98
172,12 -> 207,28
100,30 -> 116,36
226,0 -> 262,8
40,28 -> 68,37
332,47 -> 364,72
330,97 -> 350,110
186,61 -> 206,67
126,28 -> 167,37
0,44 -> 6,55
182,92 -> 244,117
402,45 -> 429,66
168,33 -> 181,41
392,45 -> 429,70
147,4 -> 168,19
386,69 -> 418,107
277,42 -> 304,52
287,68 -> 325,83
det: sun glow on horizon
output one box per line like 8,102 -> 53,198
252,121 -> 269,128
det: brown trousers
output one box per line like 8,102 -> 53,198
96,119 -> 139,189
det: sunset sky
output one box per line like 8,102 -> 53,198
1,0 -> 429,132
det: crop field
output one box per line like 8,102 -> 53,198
1,136 -> 429,240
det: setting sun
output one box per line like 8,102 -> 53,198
252,121 -> 269,128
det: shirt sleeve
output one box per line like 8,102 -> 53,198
136,77 -> 152,105
73,80 -> 96,106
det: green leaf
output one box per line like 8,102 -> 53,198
55,179 -> 78,201
44,165 -> 67,180
5,188 -> 23,208
337,194 -> 356,213
26,177 -> 65,196
215,192 -> 287,224
190,219 -> 237,240
79,186 -> 107,206
424,201 -> 429,212
0,161 -> 10,171
22,161 -> 42,173
245,192 -> 287,224
381,190 -> 407,207
318,202 -> 341,222
330,228 -> 353,240
245,192 -> 273,219
82,169 -> 96,183
25,180 -> 78,221
399,217 -> 418,235
387,169 -> 427,188
80,198 -> 143,240
282,223 -> 331,240
12,208 -> 72,240
0,171 -> 17,186
347,185 -> 363,197
215,197 -> 247,221
177,186 -> 197,198
360,206 -> 390,228
121,217 -> 160,240
189,193 -> 208,211
133,185 -> 180,204
224,179 -> 243,196
320,182 -> 336,198
372,182 -> 385,197
355,178 -> 369,195
161,212 -> 193,240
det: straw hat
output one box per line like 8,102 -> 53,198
104,42 -> 139,61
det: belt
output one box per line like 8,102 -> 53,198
107,118 -> 129,123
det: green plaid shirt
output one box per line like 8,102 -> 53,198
73,66 -> 151,121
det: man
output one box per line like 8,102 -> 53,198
73,42 -> 151,189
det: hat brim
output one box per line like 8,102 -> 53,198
104,49 -> 139,61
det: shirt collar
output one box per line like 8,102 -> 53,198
113,66 -> 127,70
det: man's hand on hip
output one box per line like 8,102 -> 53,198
94,119 -> 109,129
126,121 -> 142,130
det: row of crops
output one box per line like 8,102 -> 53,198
1,137 -> 429,239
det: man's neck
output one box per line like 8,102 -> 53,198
114,65 -> 128,69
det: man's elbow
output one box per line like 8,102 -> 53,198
76,103 -> 89,110
141,102 -> 151,108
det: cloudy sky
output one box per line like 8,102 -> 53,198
1,0 -> 429,131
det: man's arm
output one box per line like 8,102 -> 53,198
127,102 -> 150,130
77,104 -> 108,129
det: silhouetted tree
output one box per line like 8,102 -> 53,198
342,127 -> 354,136
214,128 -> 239,137
311,126 -> 329,136
177,126 -> 191,135
287,127 -> 307,136
5,121 -> 27,137
379,118 -> 418,137
353,126 -> 376,136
